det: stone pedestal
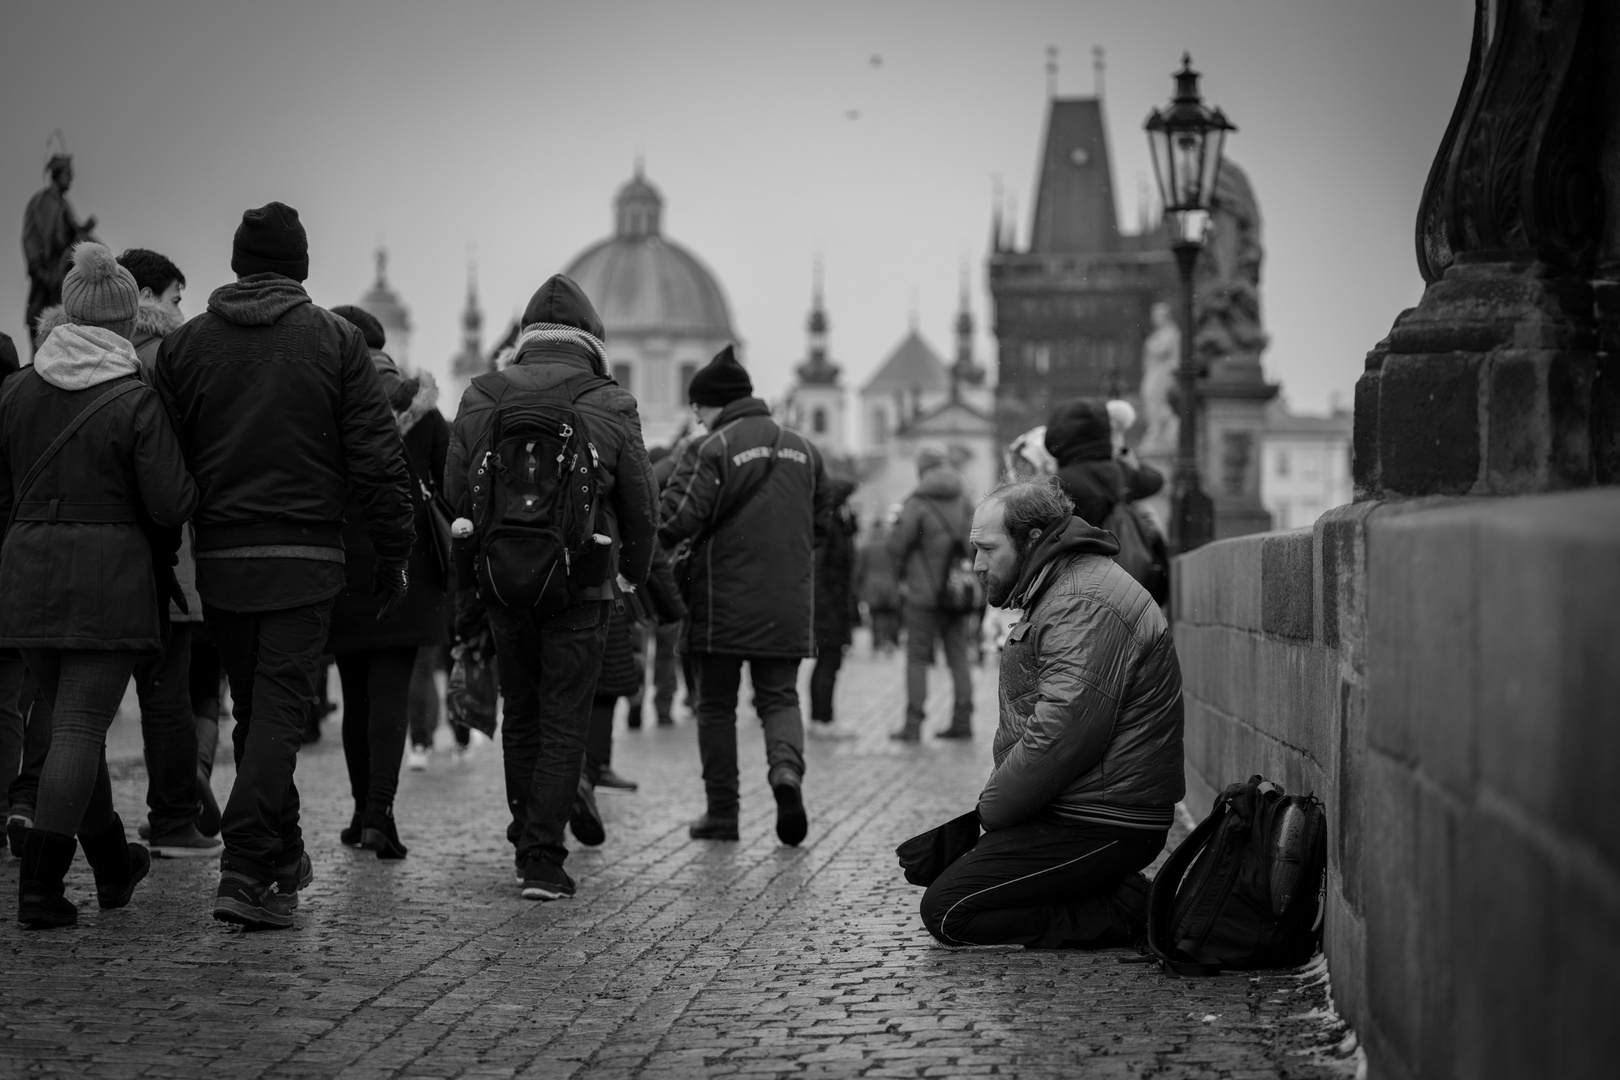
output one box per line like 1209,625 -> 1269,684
1200,364 -> 1279,539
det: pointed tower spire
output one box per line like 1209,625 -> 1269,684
796,258 -> 839,386
1046,45 -> 1058,98
1093,45 -> 1105,98
953,263 -> 985,395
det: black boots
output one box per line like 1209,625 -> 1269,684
340,806 -> 365,847
17,829 -> 80,929
80,816 -> 151,910
360,803 -> 408,860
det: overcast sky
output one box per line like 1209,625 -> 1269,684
2,0 -> 1473,414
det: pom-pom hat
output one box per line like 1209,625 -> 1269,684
60,242 -> 139,340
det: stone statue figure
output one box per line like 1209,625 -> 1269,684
1139,301 -> 1180,453
1193,157 -> 1268,375
22,151 -> 97,347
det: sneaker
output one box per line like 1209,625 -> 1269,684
520,858 -> 576,901
889,726 -> 921,743
569,779 -> 606,847
595,766 -> 638,793
688,814 -> 739,841
406,746 -> 430,771
148,824 -> 225,859
934,725 -> 973,740
274,851 -> 314,897
6,812 -> 32,858
808,718 -> 857,741
771,772 -> 808,847
212,872 -> 295,930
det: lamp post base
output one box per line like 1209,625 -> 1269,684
1171,479 -> 1214,555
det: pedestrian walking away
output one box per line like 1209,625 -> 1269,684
808,477 -> 860,740
856,517 -> 902,657
918,476 -> 1184,949
155,203 -> 415,929
0,242 -> 198,929
445,273 -> 657,903
659,345 -> 831,846
886,444 -> 975,741
327,306 -> 450,860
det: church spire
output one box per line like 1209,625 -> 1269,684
952,264 -> 985,395
796,259 -> 839,386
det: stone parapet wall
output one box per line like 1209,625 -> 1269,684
1173,488 -> 1620,1080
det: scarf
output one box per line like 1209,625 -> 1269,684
514,322 -> 607,372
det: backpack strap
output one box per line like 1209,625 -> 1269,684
5,378 -> 144,534
1146,800 -> 1231,977
916,496 -> 968,600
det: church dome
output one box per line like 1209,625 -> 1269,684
563,168 -> 735,338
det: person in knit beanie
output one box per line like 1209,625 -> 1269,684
59,242 -> 139,341
231,201 -> 308,281
687,345 -> 752,408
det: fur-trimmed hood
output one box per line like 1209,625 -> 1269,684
131,297 -> 184,347
396,367 -> 441,436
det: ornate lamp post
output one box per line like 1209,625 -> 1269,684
1145,53 -> 1234,554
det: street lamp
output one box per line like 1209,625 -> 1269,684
1145,52 -> 1235,554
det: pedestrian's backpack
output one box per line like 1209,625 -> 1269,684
1103,500 -> 1170,605
467,372 -> 612,612
918,498 -> 984,615
1147,775 -> 1328,976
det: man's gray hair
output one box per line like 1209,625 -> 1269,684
983,475 -> 1075,549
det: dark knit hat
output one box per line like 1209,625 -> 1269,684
1043,397 -> 1113,465
232,201 -> 309,281
688,345 -> 752,407
330,304 -> 386,349
61,242 -> 140,340
521,274 -> 604,339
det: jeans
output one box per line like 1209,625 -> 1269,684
208,601 -> 333,881
904,606 -> 973,731
133,623 -> 200,836
19,649 -> 140,837
920,818 -> 1166,948
406,646 -> 443,749
336,647 -> 416,811
808,646 -> 843,723
651,622 -> 682,720
489,599 -> 607,867
690,653 -> 806,819
584,695 -> 616,784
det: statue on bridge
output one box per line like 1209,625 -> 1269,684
1138,300 -> 1180,454
22,137 -> 98,348
1194,157 -> 1268,376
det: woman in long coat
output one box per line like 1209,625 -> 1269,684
0,244 -> 197,928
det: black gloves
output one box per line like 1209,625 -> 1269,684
374,559 -> 409,621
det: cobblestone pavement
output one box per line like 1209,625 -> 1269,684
0,636 -> 1361,1079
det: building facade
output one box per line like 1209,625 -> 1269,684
357,247 -> 413,367
1260,400 -> 1353,531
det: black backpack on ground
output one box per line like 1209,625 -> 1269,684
1146,775 -> 1328,976
467,372 -> 612,612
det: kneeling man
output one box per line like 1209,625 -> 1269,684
920,477 -> 1184,948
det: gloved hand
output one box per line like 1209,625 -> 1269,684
374,559 -> 409,621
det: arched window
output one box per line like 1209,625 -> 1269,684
812,407 -> 827,435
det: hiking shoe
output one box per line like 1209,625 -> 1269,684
934,725 -> 973,740
771,774 -> 808,847
196,769 -> 221,837
7,812 -> 33,858
274,852 -> 314,908
688,814 -> 739,841
212,873 -> 295,930
595,766 -> 638,793
520,858 -> 576,901
569,778 -> 605,847
148,824 -> 224,859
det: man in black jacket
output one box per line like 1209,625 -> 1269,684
659,347 -> 830,846
446,274 -> 657,902
155,202 -> 415,929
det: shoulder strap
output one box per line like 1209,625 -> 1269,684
916,496 -> 968,592
1146,801 -> 1230,977
6,379 -> 144,533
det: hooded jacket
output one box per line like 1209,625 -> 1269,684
659,396 -> 831,658
445,276 -> 658,601
978,515 -> 1184,833
814,478 -> 859,649
886,465 -> 972,610
154,274 -> 415,611
1044,400 -> 1163,527
0,323 -> 197,649
129,298 -> 184,372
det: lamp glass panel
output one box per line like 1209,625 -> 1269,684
1172,130 -> 1204,209
1199,128 -> 1227,213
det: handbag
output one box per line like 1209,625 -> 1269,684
400,450 -> 453,588
895,810 -> 982,887
918,499 -> 984,616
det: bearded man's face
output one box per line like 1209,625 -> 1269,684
970,499 -> 1036,608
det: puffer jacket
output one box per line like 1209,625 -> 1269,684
978,515 -> 1184,833
446,342 -> 658,600
154,274 -> 414,565
659,397 -> 830,658
0,322 -> 197,649
886,465 -> 972,609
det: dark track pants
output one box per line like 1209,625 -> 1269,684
920,818 -> 1165,949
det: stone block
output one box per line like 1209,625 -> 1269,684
1484,350 -> 1597,493
1317,501 -> 1379,656
1352,367 -> 1381,499
1250,642 -> 1332,770
1335,675 -> 1367,914
1171,533 -> 1263,631
1377,352 -> 1482,496
1551,853 -> 1620,1079
1363,751 -> 1422,1079
1475,489 -> 1620,872
1594,352 -> 1620,486
1260,529 -> 1314,641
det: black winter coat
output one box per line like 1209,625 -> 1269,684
1054,459 -> 1164,529
154,275 -> 415,565
0,327 -> 197,649
814,479 -> 858,650
659,397 -> 831,658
